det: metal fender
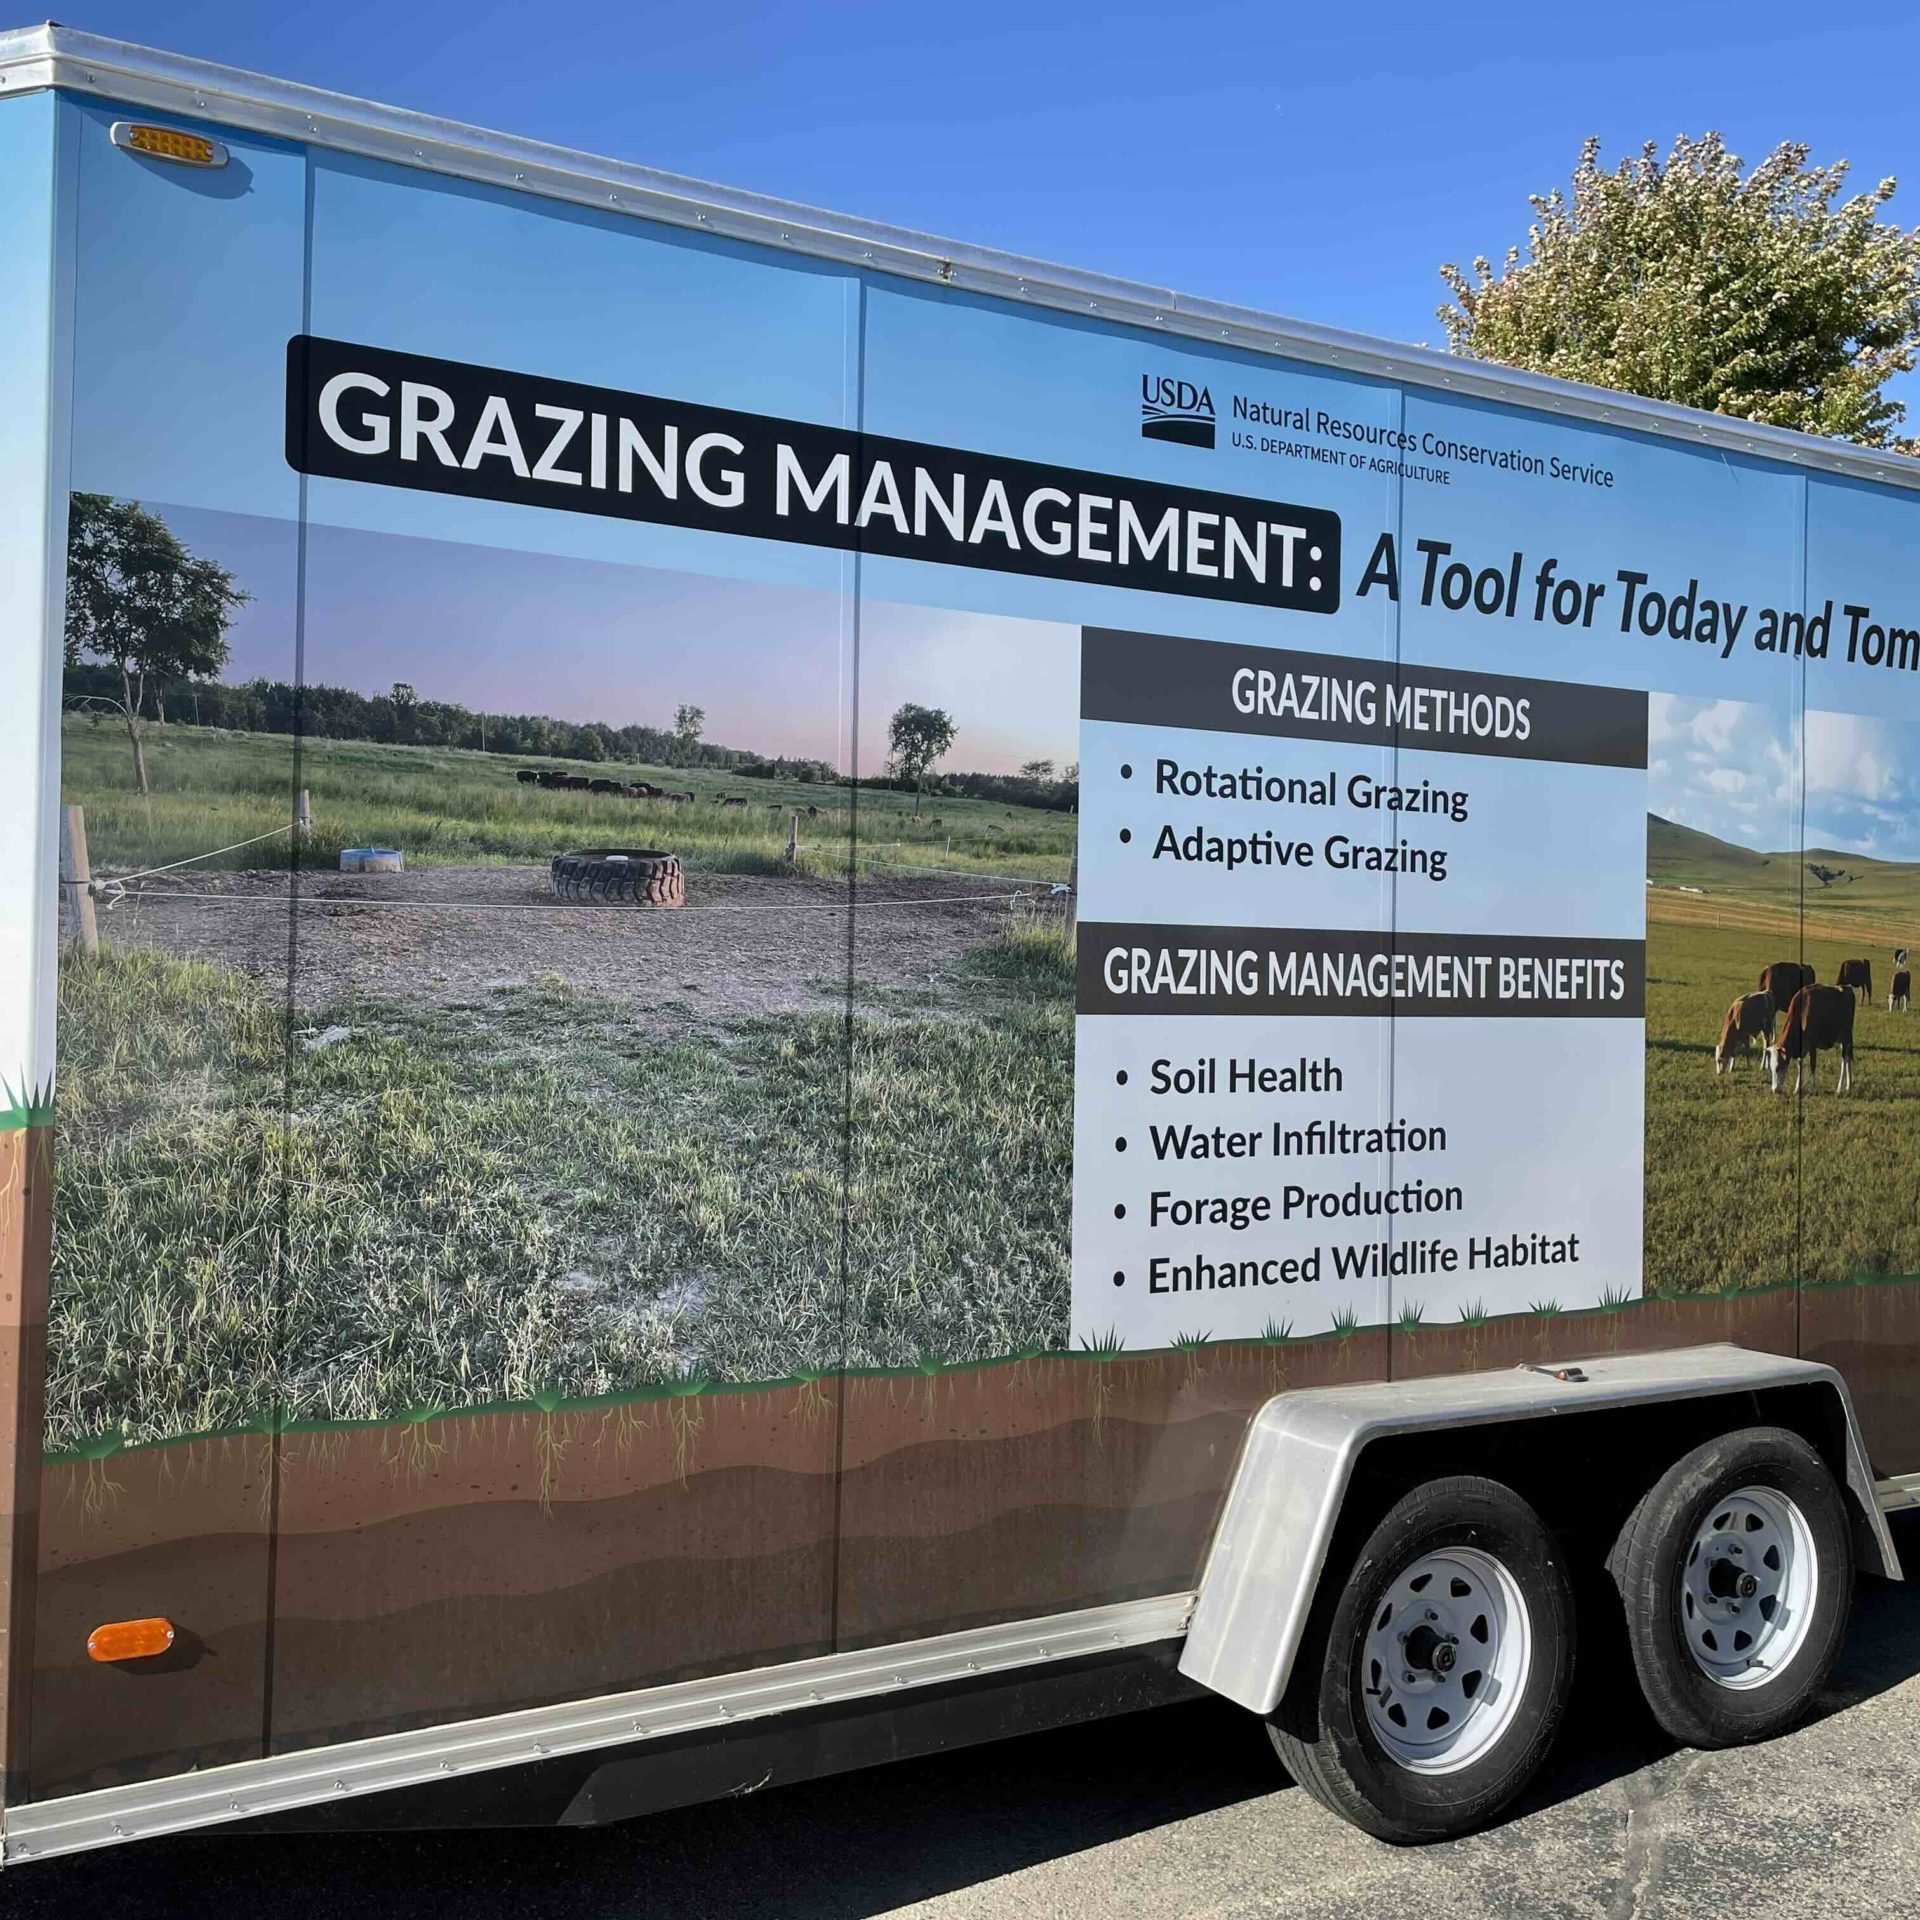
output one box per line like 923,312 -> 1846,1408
1179,1344 -> 1898,1715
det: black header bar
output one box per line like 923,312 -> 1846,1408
1079,923 -> 1646,1018
1082,629 -> 1648,769
286,337 -> 1341,614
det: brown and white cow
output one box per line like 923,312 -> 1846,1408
1714,991 -> 1775,1074
1837,957 -> 1873,1004
1891,969 -> 1912,1013
1767,983 -> 1855,1094
1759,959 -> 1814,1003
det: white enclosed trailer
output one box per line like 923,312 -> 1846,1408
0,24 -> 1917,1863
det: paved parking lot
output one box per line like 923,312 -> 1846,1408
10,1514 -> 1920,1919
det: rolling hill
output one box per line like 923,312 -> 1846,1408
1648,813 -> 1920,949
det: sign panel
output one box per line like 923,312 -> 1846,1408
1073,628 -> 1648,1344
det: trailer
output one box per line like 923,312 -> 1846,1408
2,23 -> 1919,1862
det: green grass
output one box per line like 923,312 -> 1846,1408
47,934 -> 1073,1450
59,717 -> 1076,883
1645,881 -> 1920,1293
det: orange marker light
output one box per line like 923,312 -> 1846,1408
86,1617 -> 177,1663
109,122 -> 228,168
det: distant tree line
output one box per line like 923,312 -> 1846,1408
60,664 -> 835,779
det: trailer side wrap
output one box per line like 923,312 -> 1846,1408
0,86 -> 71,1814
6,37 -> 1920,1814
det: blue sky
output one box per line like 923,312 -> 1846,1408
61,0 -> 1920,425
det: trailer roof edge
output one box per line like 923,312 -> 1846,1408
6,21 -> 1920,495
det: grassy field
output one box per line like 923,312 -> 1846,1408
46,723 -> 1920,1448
1647,813 -> 1920,1295
59,718 -> 1077,884
47,917 -> 1074,1451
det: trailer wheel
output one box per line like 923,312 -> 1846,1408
1609,1427 -> 1851,1749
1269,1475 -> 1575,1843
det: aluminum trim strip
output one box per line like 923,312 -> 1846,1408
3,24 -> 1920,493
1,1592 -> 1193,1863
1878,1471 -> 1920,1514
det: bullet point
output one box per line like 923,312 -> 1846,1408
1115,1136 -> 1127,1152
1114,1202 -> 1126,1219
1112,1270 -> 1126,1287
1120,763 -> 1133,779
1115,1068 -> 1129,1086
1118,828 -> 1132,844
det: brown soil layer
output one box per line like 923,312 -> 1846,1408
25,1284 -> 1920,1803
1389,1291 -> 1800,1381
32,1436 -> 271,1799
1,1125 -> 54,1809
835,1334 -> 1390,1645
1800,1282 -> 1920,1477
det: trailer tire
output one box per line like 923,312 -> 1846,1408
1269,1475 -> 1575,1843
550,849 -> 684,907
1609,1427 -> 1851,1749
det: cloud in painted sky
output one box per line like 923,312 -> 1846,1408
1805,709 -> 1920,861
1647,692 -> 1797,850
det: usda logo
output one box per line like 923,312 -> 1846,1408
1140,373 -> 1216,448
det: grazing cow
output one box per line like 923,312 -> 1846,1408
589,778 -> 620,794
721,796 -> 747,808
1767,984 -> 1855,1094
1714,991 -> 1775,1075
1891,969 -> 1912,1013
1759,960 -> 1814,1003
515,769 -> 540,785
557,774 -> 591,791
1838,957 -> 1873,1004
806,804 -> 818,819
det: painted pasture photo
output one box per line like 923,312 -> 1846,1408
1647,695 -> 1920,1295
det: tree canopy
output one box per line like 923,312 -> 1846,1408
1439,135 -> 1920,449
887,702 -> 957,799
64,493 -> 248,791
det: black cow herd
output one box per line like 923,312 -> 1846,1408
512,768 -> 825,820
515,769 -> 694,801
1714,953 -> 1912,1094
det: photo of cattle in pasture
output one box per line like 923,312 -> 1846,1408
1645,698 -> 1920,1296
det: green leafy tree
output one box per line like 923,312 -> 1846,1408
389,681 -> 418,743
64,493 -> 248,793
672,702 -> 706,767
888,703 -> 957,812
1440,135 -> 1920,449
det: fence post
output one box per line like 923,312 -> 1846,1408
296,788 -> 313,846
1066,848 -> 1078,938
787,810 -> 799,867
60,804 -> 98,955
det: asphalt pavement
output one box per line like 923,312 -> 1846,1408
9,1514 -> 1920,1919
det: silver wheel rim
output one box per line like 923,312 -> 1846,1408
1681,1484 -> 1818,1690
1360,1545 -> 1534,1774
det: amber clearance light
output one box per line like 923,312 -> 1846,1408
109,122 -> 228,168
86,1617 -> 177,1663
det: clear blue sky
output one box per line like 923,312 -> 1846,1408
54,0 -> 1920,411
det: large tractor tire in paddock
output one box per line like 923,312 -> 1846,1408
550,849 -> 685,907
